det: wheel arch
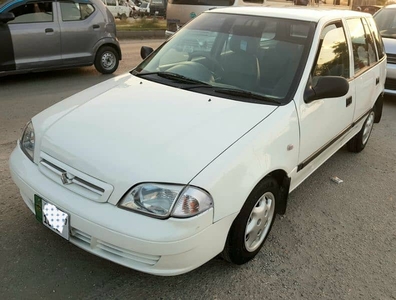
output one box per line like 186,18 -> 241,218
94,38 -> 122,61
264,169 -> 290,215
373,94 -> 383,123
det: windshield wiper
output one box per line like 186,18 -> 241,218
213,88 -> 281,105
133,70 -> 211,87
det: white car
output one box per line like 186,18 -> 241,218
101,0 -> 131,20
374,4 -> 396,96
10,7 -> 386,276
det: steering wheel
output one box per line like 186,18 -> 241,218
188,52 -> 224,81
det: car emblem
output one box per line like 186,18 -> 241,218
61,172 -> 75,185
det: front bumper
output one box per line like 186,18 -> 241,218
9,145 -> 236,276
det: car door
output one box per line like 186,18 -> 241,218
295,21 -> 355,174
345,17 -> 379,122
57,1 -> 101,66
0,13 -> 16,72
6,0 -> 61,70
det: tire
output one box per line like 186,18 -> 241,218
347,110 -> 375,153
222,177 -> 279,265
94,46 -> 119,74
374,96 -> 383,123
120,13 -> 127,21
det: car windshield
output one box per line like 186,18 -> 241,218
134,12 -> 314,103
374,7 -> 396,38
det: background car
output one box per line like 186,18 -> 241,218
101,0 -> 131,20
374,4 -> 396,96
0,0 -> 121,76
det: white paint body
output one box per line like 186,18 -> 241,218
9,7 -> 386,275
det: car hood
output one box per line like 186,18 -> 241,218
40,74 -> 277,203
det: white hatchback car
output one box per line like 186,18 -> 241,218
10,7 -> 386,276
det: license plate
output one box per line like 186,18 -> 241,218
34,195 -> 70,240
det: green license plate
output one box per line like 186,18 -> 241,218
34,195 -> 70,240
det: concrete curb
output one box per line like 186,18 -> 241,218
117,30 -> 166,40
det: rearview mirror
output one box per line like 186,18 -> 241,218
140,46 -> 154,60
304,76 -> 349,103
0,12 -> 15,23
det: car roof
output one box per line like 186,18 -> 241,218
207,6 -> 371,23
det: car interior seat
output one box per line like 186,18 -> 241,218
220,26 -> 261,91
261,41 -> 303,98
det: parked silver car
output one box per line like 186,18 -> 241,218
0,0 -> 121,76
374,4 -> 396,96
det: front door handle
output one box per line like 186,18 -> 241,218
346,96 -> 352,107
45,28 -> 54,33
376,77 -> 380,85
93,24 -> 100,29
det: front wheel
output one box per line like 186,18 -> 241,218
94,46 -> 119,74
222,177 -> 278,265
347,110 -> 375,153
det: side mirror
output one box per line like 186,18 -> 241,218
304,76 -> 349,103
0,12 -> 15,23
165,30 -> 175,38
140,46 -> 154,60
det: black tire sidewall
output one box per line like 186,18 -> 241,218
224,177 -> 279,265
95,46 -> 119,74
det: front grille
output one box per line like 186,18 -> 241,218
386,53 -> 396,64
39,152 -> 113,202
385,78 -> 396,91
71,228 -> 160,267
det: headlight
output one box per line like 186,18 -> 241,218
119,183 -> 213,219
20,121 -> 35,162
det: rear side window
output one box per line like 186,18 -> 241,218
60,2 -> 95,21
346,18 -> 375,74
362,18 -> 377,64
8,1 -> 53,23
313,22 -> 350,79
367,17 -> 385,59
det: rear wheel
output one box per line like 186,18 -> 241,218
222,177 -> 278,265
347,110 -> 375,153
120,13 -> 127,21
94,46 -> 119,74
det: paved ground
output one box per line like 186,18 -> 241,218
1,40 -> 396,300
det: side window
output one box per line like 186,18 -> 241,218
362,18 -> 377,65
107,0 -> 117,5
346,18 -> 372,74
313,22 -> 350,79
367,17 -> 385,60
8,1 -> 53,23
60,2 -> 95,21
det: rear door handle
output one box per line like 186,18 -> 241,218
376,77 -> 380,85
93,24 -> 100,29
346,96 -> 352,107
45,28 -> 54,33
